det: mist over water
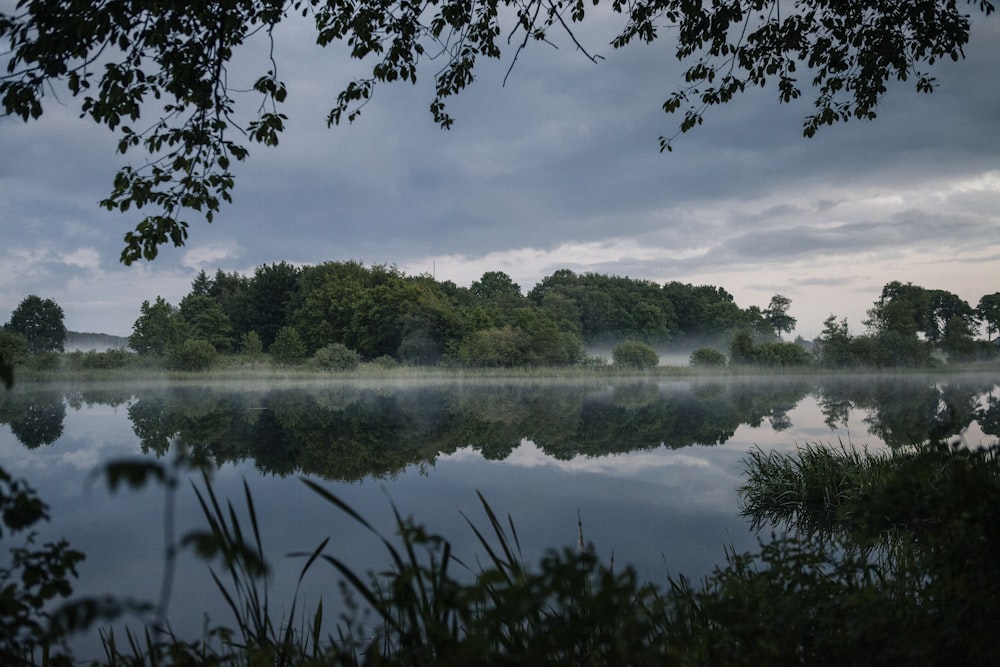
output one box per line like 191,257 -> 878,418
1,374 -> 997,659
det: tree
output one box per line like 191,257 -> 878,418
3,1 -> 992,261
978,293 -> 1000,341
270,326 -> 307,365
816,315 -> 853,368
764,294 -> 796,339
178,294 -> 234,352
129,297 -> 183,355
5,295 -> 67,354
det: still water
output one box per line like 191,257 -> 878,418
1,374 -> 997,657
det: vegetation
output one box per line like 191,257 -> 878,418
612,341 -> 659,369
1,271 -> 996,380
688,347 -> 727,367
4,295 -> 66,355
312,342 -> 361,371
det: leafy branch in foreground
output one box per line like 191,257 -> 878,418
3,1 -> 994,260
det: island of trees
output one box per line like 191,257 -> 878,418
2,262 -> 998,373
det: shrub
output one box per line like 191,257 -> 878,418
239,331 -> 263,359
458,326 -> 534,367
373,354 -> 398,369
0,329 -> 29,367
30,351 -> 61,371
168,339 -> 217,371
71,348 -> 135,370
313,343 -> 361,371
269,326 -> 306,365
579,355 -> 608,369
612,340 -> 659,369
689,347 -> 728,367
753,341 -> 813,367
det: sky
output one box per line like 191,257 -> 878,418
2,8 -> 999,340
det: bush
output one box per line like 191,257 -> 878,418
458,326 -> 534,367
373,354 -> 398,369
612,340 -> 659,369
269,326 -> 306,365
313,343 -> 361,371
753,341 -> 813,367
0,329 -> 29,367
239,331 -> 263,359
689,347 -> 728,367
30,351 -> 61,371
69,348 -> 135,370
168,339 -> 217,371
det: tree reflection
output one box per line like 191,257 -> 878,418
3,376 -> 998,478
0,390 -> 66,448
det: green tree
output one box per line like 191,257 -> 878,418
6,1 -> 991,260
270,326 -> 307,365
246,262 -> 300,349
926,290 -> 977,343
5,295 -> 67,355
816,315 -> 853,368
764,294 -> 796,339
977,293 -> 1000,341
129,297 -> 183,356
941,314 -> 977,361
239,331 -> 264,359
729,329 -> 757,365
0,329 -> 29,369
178,294 -> 234,352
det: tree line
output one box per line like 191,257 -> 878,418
124,261 -> 796,369
2,265 -> 998,370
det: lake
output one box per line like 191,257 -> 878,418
1,373 -> 997,658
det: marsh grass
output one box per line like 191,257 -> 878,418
739,442 -> 895,536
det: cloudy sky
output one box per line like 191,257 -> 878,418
2,9 -> 998,339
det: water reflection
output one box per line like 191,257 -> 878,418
2,376 -> 997,479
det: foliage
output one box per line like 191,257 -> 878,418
734,441 -> 1000,662
0,466 -> 83,666
129,297 -> 183,356
312,343 -> 361,371
0,329 -> 29,369
752,340 -> 813,367
29,351 -> 61,371
269,326 -> 307,365
374,354 -> 398,369
239,331 -> 264,359
167,339 -> 218,371
457,326 -> 535,367
64,349 -> 136,371
727,329 -> 756,365
529,271 -> 678,342
612,340 -> 659,369
763,294 -> 796,338
729,330 -> 811,367
5,295 -> 67,355
688,346 -> 727,367
178,294 -> 234,352
978,292 -> 1000,341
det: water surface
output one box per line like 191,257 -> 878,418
2,374 -> 997,657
